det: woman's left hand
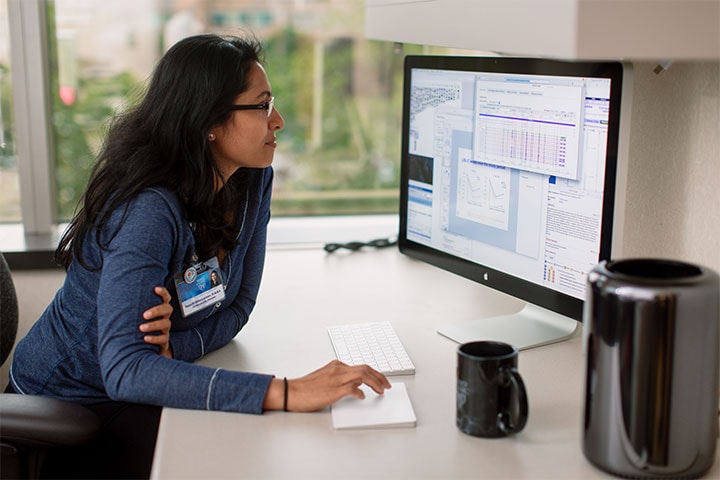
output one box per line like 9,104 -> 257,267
139,286 -> 173,358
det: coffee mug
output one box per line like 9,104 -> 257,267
456,341 -> 528,438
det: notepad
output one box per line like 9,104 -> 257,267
331,382 -> 416,429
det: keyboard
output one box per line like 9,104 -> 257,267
327,321 -> 416,376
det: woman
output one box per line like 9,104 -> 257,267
7,33 -> 389,479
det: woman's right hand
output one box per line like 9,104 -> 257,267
263,360 -> 392,412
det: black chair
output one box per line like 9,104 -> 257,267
0,252 -> 100,479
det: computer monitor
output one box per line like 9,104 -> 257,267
398,55 -> 626,349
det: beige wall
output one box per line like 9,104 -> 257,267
622,61 -> 720,272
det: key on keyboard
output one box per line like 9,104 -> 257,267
327,321 -> 416,375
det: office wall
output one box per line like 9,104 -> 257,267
621,61 -> 720,273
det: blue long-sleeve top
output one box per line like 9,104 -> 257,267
10,167 -> 274,414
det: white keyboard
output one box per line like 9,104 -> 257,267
327,321 -> 416,376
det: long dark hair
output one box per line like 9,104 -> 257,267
55,33 -> 265,269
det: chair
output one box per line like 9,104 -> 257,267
0,252 -> 100,479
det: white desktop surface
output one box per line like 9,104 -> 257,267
150,247 -> 720,479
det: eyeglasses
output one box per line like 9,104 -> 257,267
229,97 -> 275,117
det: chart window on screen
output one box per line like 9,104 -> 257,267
399,56 -> 625,349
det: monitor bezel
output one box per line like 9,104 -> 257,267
398,55 -> 625,322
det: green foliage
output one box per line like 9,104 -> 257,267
49,24 -> 408,218
263,28 -> 313,153
52,72 -> 141,220
262,29 -> 405,215
0,64 -> 15,169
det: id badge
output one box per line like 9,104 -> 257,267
173,257 -> 226,317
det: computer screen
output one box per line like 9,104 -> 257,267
398,55 -> 626,349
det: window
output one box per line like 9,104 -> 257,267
0,0 -> 19,223
48,0 -> 411,220
2,0 -> 486,238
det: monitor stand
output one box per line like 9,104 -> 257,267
436,303 -> 579,350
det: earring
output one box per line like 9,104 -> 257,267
208,133 -> 216,141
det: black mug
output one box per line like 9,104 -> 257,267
456,341 -> 528,438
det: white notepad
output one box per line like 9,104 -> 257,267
331,382 -> 416,429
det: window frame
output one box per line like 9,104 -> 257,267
8,0 -> 55,235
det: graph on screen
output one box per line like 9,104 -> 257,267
456,155 -> 510,230
473,81 -> 583,179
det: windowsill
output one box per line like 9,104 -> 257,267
0,214 -> 399,270
0,224 -> 64,270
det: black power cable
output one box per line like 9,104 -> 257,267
323,236 -> 397,253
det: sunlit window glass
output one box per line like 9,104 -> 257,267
49,0 -> 481,220
0,0 -> 20,223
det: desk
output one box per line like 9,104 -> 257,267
150,247 -> 719,479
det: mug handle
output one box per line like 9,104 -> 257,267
497,367 -> 529,435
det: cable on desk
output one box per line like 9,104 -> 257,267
283,377 -> 288,412
323,236 -> 397,253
